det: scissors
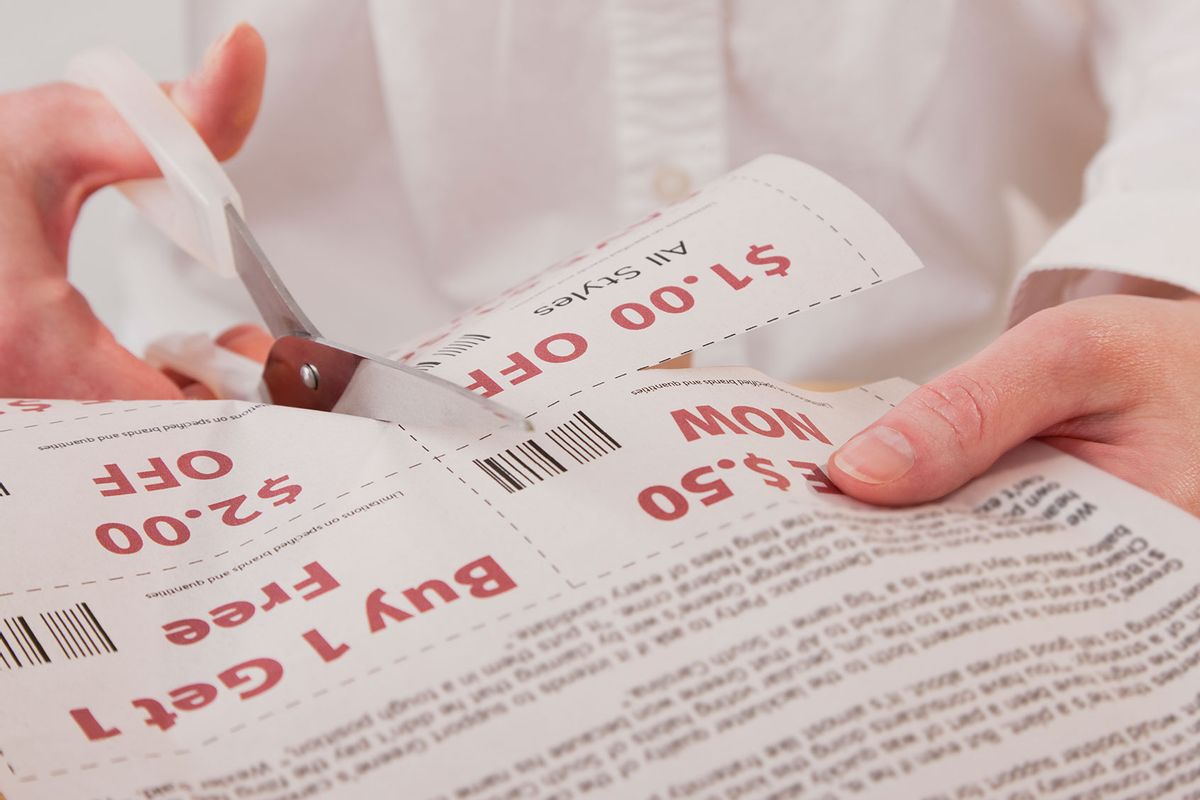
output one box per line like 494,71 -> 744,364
66,48 -> 525,431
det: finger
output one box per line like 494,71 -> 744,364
161,366 -> 197,390
45,337 -> 186,401
652,354 -> 693,369
182,382 -> 217,400
2,280 -> 184,400
163,23 -> 267,163
214,323 -> 273,363
72,22 -> 265,172
15,23 -> 266,253
827,302 -> 1133,505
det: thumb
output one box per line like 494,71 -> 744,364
20,23 -> 266,255
826,307 -> 1124,505
161,22 -> 267,163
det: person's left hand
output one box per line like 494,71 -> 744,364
828,293 -> 1200,516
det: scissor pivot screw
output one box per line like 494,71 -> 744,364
300,363 -> 320,390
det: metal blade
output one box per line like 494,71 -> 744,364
225,203 -> 320,339
226,202 -> 525,430
263,335 -> 530,431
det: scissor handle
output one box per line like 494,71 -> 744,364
66,47 -> 242,277
145,333 -> 266,401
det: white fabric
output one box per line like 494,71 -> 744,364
110,0 -> 1200,383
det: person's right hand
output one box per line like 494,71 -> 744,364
0,23 -> 266,400
828,293 -> 1200,516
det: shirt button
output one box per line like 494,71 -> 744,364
652,164 -> 693,203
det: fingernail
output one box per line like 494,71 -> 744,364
178,25 -> 239,110
833,426 -> 915,484
202,23 -> 242,68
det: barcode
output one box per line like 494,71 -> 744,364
474,441 -> 568,493
473,411 -> 621,493
546,410 -> 621,465
432,334 -> 490,359
0,616 -> 50,669
417,334 -> 493,371
0,603 -> 116,669
41,603 -> 116,661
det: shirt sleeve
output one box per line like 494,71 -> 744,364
1009,0 -> 1200,324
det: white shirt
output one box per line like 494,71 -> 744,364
114,0 -> 1200,384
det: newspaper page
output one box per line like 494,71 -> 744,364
2,157 -> 1199,800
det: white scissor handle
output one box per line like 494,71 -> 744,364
145,333 -> 266,402
65,47 -> 241,277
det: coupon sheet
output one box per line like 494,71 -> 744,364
2,156 -> 1199,800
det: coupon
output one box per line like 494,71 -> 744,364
389,155 -> 923,412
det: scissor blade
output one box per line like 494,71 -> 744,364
227,203 -> 526,431
264,335 -> 530,432
334,357 -> 531,431
225,203 -> 320,339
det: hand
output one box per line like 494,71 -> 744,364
0,23 -> 266,400
828,293 -> 1200,515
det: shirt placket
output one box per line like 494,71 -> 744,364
606,0 -> 730,220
